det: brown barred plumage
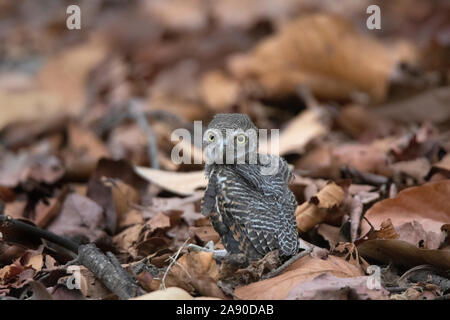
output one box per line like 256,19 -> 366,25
202,114 -> 298,264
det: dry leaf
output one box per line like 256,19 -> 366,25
396,221 -> 442,250
366,219 -> 400,241
286,273 -> 389,300
391,157 -> 431,184
148,212 -> 171,232
189,226 -> 220,245
164,251 -> 227,299
49,285 -> 86,300
1,0 -> 448,302
0,36 -> 105,130
212,0 -> 300,28
374,87 -> 450,124
35,187 -> 69,228
87,177 -> 140,234
431,153 -> 450,176
135,168 -> 207,196
24,254 -> 44,272
0,152 -> 64,188
117,209 -> 144,231
110,180 -> 140,222
113,224 -> 145,259
317,224 -> 341,247
0,186 -> 15,202
0,90 -> 64,131
4,200 -> 27,219
47,193 -> 107,242
64,123 -> 110,180
332,139 -> 395,177
141,194 -> 203,226
92,159 -> 149,193
295,144 -> 340,179
228,251 -> 281,285
336,104 -> 396,140
200,70 -> 240,112
390,283 -> 441,300
132,287 -> 194,300
58,266 -> 110,300
259,109 -> 327,156
295,181 -> 345,232
28,281 -> 53,300
1,264 -> 22,285
142,0 -> 207,31
37,35 -> 107,114
361,180 -> 450,248
229,14 -> 413,102
332,243 -> 369,272
234,254 -> 364,300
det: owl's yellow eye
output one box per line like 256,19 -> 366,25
236,134 -> 246,144
208,133 -> 215,141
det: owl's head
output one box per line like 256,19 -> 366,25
204,113 -> 258,165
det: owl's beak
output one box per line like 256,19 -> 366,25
204,136 -> 233,164
218,140 -> 227,162
204,140 -> 224,164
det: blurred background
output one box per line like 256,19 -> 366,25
0,0 -> 449,171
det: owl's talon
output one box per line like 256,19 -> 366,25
188,240 -> 214,252
187,242 -> 227,259
212,249 -> 228,259
207,241 -> 216,251
187,243 -> 209,252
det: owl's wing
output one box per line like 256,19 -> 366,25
265,157 -> 299,256
244,184 -> 298,257
231,155 -> 294,193
278,156 -> 295,184
201,169 -> 217,217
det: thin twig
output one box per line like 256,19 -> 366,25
159,238 -> 190,290
94,106 -> 193,136
167,255 -> 191,280
262,247 -> 313,280
0,215 -> 79,254
129,100 -> 160,169
385,286 -> 408,293
354,217 -> 376,245
398,264 -> 436,283
93,100 -> 196,169
341,166 -> 389,186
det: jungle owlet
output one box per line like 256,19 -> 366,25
201,113 -> 299,264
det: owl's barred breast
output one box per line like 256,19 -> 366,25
205,158 -> 299,261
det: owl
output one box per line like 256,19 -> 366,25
201,113 -> 299,265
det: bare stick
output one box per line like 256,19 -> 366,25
78,244 -> 145,299
0,211 -> 144,299
0,214 -> 79,255
341,166 -> 388,186
261,248 -> 312,280
94,106 -> 193,137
